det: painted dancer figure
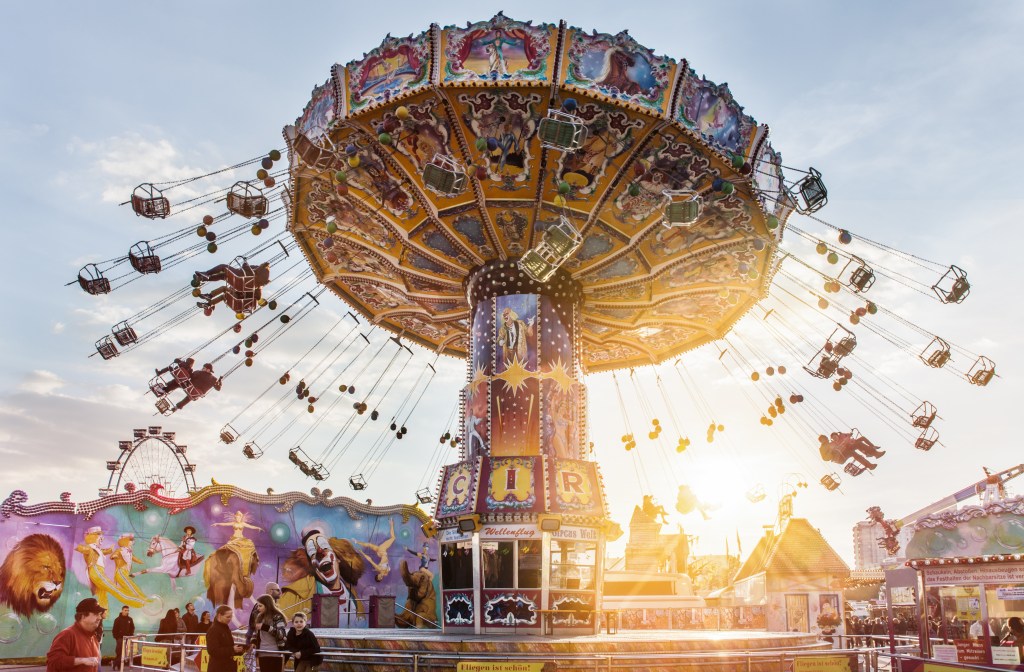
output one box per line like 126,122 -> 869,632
351,518 -> 396,582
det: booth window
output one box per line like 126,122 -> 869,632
550,540 -> 597,590
518,540 -> 541,588
441,542 -> 473,590
482,541 -> 515,588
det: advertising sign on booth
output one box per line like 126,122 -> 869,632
140,645 -> 170,669
953,639 -> 988,665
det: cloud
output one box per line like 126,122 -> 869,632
52,322 -> 66,334
60,130 -> 238,212
19,370 -> 65,395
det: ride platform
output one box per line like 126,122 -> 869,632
314,628 -> 831,672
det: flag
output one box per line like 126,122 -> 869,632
736,529 -> 742,557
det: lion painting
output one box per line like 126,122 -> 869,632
0,533 -> 66,616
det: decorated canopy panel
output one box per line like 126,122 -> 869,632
286,13 -> 791,371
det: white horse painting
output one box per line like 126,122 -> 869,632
132,535 -> 203,590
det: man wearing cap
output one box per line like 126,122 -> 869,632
46,598 -> 105,672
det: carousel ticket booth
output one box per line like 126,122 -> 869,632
903,489 -> 1024,668
907,557 -> 1024,667
432,262 -> 611,634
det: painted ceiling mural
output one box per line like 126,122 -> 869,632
284,13 -> 788,372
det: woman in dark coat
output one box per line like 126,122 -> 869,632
207,606 -> 244,672
155,610 -> 180,643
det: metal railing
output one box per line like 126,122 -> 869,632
118,633 -> 928,672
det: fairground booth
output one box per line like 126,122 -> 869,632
901,485 -> 1024,669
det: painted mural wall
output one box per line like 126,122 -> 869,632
906,496 -> 1024,558
0,484 -> 439,659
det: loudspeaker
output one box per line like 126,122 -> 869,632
312,594 -> 340,628
368,595 -> 395,628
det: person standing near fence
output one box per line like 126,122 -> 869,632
112,606 -> 134,669
208,606 -> 245,672
285,612 -> 322,672
46,598 -> 105,672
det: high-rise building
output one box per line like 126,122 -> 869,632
851,521 -> 915,570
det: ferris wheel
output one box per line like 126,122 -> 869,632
100,426 -> 198,498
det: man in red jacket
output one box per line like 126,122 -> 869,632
47,598 -> 105,672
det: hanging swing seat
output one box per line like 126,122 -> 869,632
538,109 -> 588,152
95,336 -> 119,360
222,258 -> 266,314
745,484 -> 766,503
219,424 -> 238,444
915,427 -> 939,451
519,216 -> 582,283
131,183 -> 171,219
129,241 -> 162,274
920,337 -> 951,368
966,356 -> 996,387
804,351 -> 840,379
842,256 -> 875,292
422,154 -> 467,197
349,474 -> 368,490
416,488 -> 434,504
226,182 -> 269,219
154,398 -> 174,416
242,442 -> 263,460
662,190 -> 703,228
78,264 -> 111,295
843,462 -> 867,477
911,401 -> 937,429
791,167 -> 828,214
149,361 -> 201,402
285,125 -> 343,171
820,473 -> 841,491
832,335 -> 857,358
932,265 -> 970,304
112,321 -> 138,346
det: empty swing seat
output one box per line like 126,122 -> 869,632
422,154 -> 467,196
285,125 -> 341,171
538,109 -> 588,152
519,216 -> 582,283
792,167 -> 828,214
95,336 -> 119,360
833,337 -> 857,357
911,402 -> 937,429
78,264 -> 111,295
416,488 -> 434,504
849,266 -> 875,292
219,424 -> 238,444
663,191 -> 702,228
129,241 -> 162,274
226,182 -> 269,218
915,427 -> 939,451
843,462 -> 867,477
112,321 -> 138,346
820,473 -> 841,491
154,398 -> 174,416
131,183 -> 171,219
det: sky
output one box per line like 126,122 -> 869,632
1,1 -> 1022,569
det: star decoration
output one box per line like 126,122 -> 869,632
494,356 -> 534,396
467,364 -> 489,394
542,357 -> 577,393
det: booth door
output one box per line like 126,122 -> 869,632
786,594 -> 810,632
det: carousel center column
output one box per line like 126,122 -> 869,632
433,260 -> 611,634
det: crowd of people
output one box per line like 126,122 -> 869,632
45,582 -> 322,672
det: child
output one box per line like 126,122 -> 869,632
285,612 -> 321,672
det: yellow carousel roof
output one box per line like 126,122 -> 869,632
285,13 -> 793,372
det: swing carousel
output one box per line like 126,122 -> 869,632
276,15 -> 812,635
74,13 -> 1000,648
